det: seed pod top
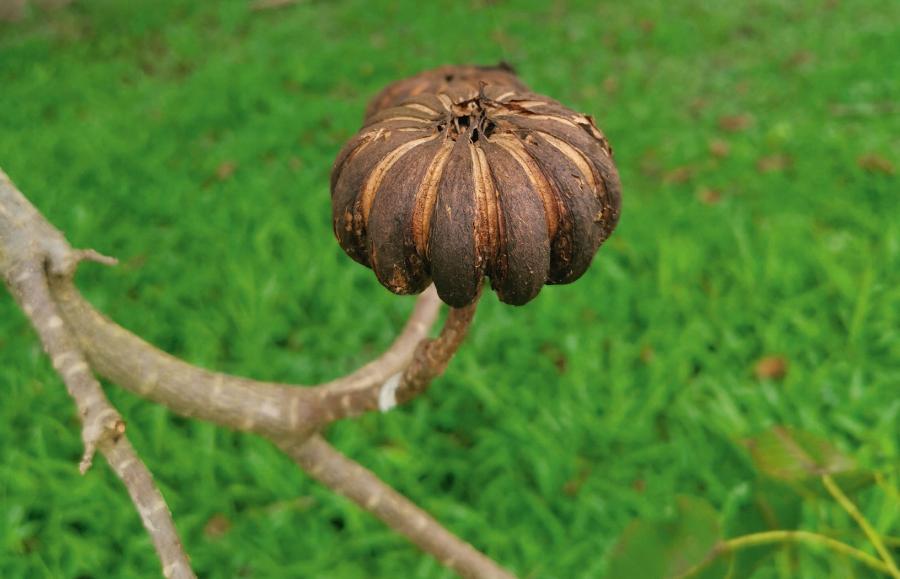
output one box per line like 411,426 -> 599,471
331,79 -> 622,307
364,63 -> 529,121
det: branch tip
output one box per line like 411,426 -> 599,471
79,443 -> 99,474
47,247 -> 118,278
77,248 -> 119,267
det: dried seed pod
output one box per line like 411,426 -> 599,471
364,63 -> 529,120
332,82 -> 622,307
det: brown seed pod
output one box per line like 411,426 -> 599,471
331,82 -> 622,307
364,63 -> 529,121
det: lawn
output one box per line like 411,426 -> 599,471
1,0 -> 898,577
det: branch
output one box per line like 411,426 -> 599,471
282,435 -> 515,579
51,280 -> 323,436
0,171 -> 195,579
315,296 -> 478,418
317,284 -> 441,393
823,475 -> 900,578
50,276 -> 489,575
49,275 -> 443,437
679,531 -> 894,578
2,168 -> 510,578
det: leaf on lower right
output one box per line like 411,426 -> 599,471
606,496 -> 727,579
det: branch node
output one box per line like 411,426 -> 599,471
47,246 -> 118,278
79,445 -> 98,475
79,409 -> 126,475
2,168 -> 195,577
77,248 -> 119,268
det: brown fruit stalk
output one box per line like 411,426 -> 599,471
331,69 -> 622,307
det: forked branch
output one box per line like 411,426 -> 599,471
0,171 -> 194,579
0,168 -> 513,578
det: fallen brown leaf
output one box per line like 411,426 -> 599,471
756,154 -> 792,173
708,139 -> 730,158
663,165 -> 694,184
603,76 -> 619,95
689,97 -> 709,117
251,0 -> 301,11
697,188 -> 722,205
639,149 -> 662,178
203,514 -> 232,538
754,355 -> 789,380
216,161 -> 237,181
718,114 -> 753,133
857,153 -> 895,175
785,50 -> 815,69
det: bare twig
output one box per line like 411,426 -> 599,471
282,435 -> 516,579
317,284 -> 441,393
315,296 -> 478,419
50,276 -> 443,435
103,434 -> 195,579
0,171 -> 195,579
51,280 -> 323,436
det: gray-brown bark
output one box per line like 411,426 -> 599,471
284,436 -> 515,579
0,170 -> 194,579
0,168 -> 515,578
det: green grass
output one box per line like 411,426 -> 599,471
1,0 -> 898,577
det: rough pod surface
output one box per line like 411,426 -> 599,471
363,63 -> 529,121
331,70 -> 622,307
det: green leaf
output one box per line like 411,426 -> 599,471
744,426 -> 856,482
607,496 -> 728,579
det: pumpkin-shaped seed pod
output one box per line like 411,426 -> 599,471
331,82 -> 621,307
364,63 -> 529,121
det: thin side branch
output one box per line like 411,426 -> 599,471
0,170 -> 194,579
17,278 -> 194,579
50,277 -> 443,437
314,297 -> 478,419
823,475 -> 900,577
317,284 -> 441,393
679,531 -> 893,578
282,435 -> 516,579
722,531 -> 892,575
51,280 -> 322,436
102,434 -> 196,579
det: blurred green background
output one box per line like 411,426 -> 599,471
1,0 -> 898,577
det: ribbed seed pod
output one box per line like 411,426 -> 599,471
331,80 -> 622,307
364,63 -> 529,121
